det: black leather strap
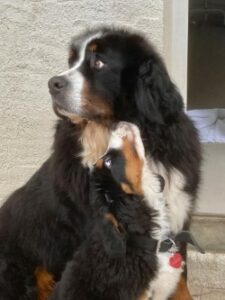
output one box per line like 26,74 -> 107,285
127,231 -> 205,254
128,235 -> 174,253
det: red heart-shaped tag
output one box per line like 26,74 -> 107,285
169,252 -> 183,269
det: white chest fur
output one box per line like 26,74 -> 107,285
142,161 -> 184,300
148,159 -> 192,234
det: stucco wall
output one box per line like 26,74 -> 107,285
0,0 -> 164,204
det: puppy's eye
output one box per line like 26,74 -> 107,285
94,59 -> 105,70
104,157 -> 112,168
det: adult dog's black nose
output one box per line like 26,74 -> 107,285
48,76 -> 68,95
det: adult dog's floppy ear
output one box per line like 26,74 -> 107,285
135,56 -> 183,124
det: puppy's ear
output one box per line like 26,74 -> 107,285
135,56 -> 183,124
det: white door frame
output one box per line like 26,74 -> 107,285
164,0 -> 189,106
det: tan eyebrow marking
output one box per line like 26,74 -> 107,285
89,42 -> 98,52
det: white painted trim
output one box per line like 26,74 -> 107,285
164,0 -> 189,106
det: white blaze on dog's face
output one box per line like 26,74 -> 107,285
59,33 -> 103,115
49,32 -> 104,119
95,122 -> 145,196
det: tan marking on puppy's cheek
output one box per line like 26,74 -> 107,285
105,213 -> 119,228
35,267 -> 55,300
121,182 -> 133,194
122,137 -> 144,196
105,213 -> 126,235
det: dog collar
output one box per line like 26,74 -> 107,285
128,230 -> 205,254
128,235 -> 173,253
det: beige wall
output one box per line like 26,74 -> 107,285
0,0 -> 164,204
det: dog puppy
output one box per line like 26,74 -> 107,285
51,122 -> 183,300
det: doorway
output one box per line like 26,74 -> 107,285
188,0 -> 225,215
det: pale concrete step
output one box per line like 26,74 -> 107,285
187,216 -> 225,299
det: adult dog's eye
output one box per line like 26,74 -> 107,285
94,59 -> 105,70
104,156 -> 112,168
90,54 -> 105,70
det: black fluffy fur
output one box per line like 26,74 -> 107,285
51,166 -> 158,300
0,27 -> 201,299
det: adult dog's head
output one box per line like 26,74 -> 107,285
48,27 -> 183,125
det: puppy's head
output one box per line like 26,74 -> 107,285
91,122 -> 165,244
91,122 -> 145,241
93,122 -> 145,197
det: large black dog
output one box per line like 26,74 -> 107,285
52,122 -> 183,300
0,27 -> 200,299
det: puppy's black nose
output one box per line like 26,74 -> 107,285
48,76 -> 68,95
